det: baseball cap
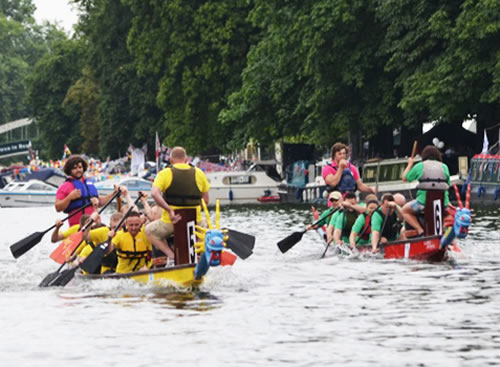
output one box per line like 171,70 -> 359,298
329,191 -> 342,201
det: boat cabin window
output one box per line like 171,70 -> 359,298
29,183 -> 56,191
379,163 -> 406,182
223,175 -> 256,185
363,166 -> 378,183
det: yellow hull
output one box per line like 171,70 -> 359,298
82,263 -> 203,288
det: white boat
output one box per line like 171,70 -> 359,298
0,180 -> 57,207
205,161 -> 281,205
94,176 -> 153,200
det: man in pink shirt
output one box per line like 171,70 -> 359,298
322,142 -> 375,206
55,155 -> 119,226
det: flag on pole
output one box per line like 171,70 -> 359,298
155,132 -> 161,173
481,130 -> 489,154
63,144 -> 71,159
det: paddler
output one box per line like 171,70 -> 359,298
332,192 -> 366,245
145,146 -> 210,266
371,193 -> 406,253
321,142 -> 375,204
401,145 -> 451,237
106,212 -> 153,274
75,212 -> 123,274
55,155 -> 120,226
349,194 -> 379,249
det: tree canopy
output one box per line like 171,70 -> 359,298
2,0 -> 499,160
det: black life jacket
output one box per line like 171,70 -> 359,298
375,208 -> 399,240
162,165 -> 202,206
340,210 -> 358,239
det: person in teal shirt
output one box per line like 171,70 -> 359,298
401,145 -> 450,236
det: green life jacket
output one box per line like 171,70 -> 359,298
163,165 -> 202,206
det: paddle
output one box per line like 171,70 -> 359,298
224,228 -> 255,259
78,194 -> 144,276
38,217 -> 96,287
9,202 -> 92,259
39,190 -> 121,287
277,207 -> 339,253
48,190 -> 122,264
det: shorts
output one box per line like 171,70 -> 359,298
145,219 -> 174,240
409,199 -> 425,214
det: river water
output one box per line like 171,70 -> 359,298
0,204 -> 499,366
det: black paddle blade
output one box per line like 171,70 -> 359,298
80,245 -> 106,274
49,267 -> 78,287
226,229 -> 255,260
10,231 -> 45,259
39,271 -> 61,287
277,231 -> 305,253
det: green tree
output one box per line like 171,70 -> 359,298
26,39 -> 85,159
125,0 -> 257,154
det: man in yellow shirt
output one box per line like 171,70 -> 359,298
145,146 -> 210,265
107,212 -> 152,274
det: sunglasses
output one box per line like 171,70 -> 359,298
329,198 -> 339,202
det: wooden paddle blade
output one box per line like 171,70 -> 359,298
49,267 -> 78,287
80,244 -> 106,274
10,231 -> 45,259
49,232 -> 84,264
277,231 -> 305,253
226,229 -> 255,259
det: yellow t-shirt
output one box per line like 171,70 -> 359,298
62,224 -> 80,239
153,163 -> 210,223
112,226 -> 152,274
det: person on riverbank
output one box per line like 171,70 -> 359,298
349,194 -> 379,249
322,142 -> 376,204
401,145 -> 450,237
55,155 -> 119,226
371,193 -> 406,253
145,146 -> 210,266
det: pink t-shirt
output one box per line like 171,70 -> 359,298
321,161 -> 360,207
56,180 -> 96,226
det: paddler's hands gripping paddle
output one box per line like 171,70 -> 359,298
48,194 -> 143,287
39,190 -> 121,287
277,207 -> 340,253
9,202 -> 93,259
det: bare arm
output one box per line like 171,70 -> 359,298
401,157 -> 414,182
202,191 -> 209,205
98,186 -> 120,207
349,230 -> 357,248
151,186 -> 181,223
356,179 -> 376,194
333,228 -> 342,245
326,225 -> 335,244
371,231 -> 380,252
54,189 -> 81,212
51,220 -> 65,243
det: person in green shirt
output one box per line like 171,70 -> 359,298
349,195 -> 379,248
333,192 -> 366,245
371,193 -> 406,253
401,145 -> 450,236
